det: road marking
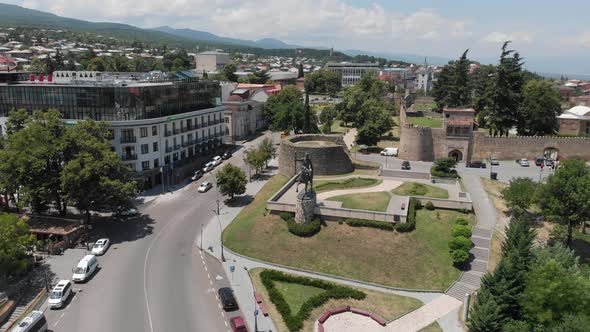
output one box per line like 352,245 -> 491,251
143,214 -> 179,332
218,303 -> 222,309
204,265 -> 208,272
209,279 -> 213,286
225,321 -> 229,327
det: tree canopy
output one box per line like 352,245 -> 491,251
0,213 -> 36,289
304,69 -> 342,95
517,80 -> 562,136
216,164 -> 247,199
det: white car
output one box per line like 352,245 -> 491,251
517,158 -> 530,167
91,238 -> 110,255
211,156 -> 223,166
198,182 -> 213,193
203,162 -> 214,173
380,147 -> 398,156
48,280 -> 72,309
490,157 -> 500,166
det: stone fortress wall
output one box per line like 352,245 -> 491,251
278,134 -> 354,177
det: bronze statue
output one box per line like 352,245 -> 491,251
295,153 -> 314,193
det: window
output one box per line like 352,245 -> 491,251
153,142 -> 158,152
141,144 -> 149,154
140,127 -> 148,138
154,158 -> 159,168
152,126 -> 158,136
142,161 -> 150,171
165,155 -> 170,165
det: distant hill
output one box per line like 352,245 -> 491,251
151,26 -> 302,49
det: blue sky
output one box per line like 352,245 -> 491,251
4,0 -> 590,74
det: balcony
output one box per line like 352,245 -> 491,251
164,131 -> 172,137
165,146 -> 173,153
180,127 -> 187,133
174,144 -> 181,150
120,136 -> 137,144
173,129 -> 180,135
121,154 -> 138,161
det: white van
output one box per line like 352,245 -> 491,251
72,255 -> 98,283
48,280 -> 72,309
380,147 -> 398,156
11,310 -> 48,332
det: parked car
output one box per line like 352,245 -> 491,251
535,157 -> 545,166
72,255 -> 98,283
218,287 -> 239,311
91,238 -> 110,256
230,316 -> 248,332
467,161 -> 487,168
401,161 -> 411,170
48,280 -> 72,309
203,162 -> 215,173
545,159 -> 554,167
198,182 -> 213,193
489,156 -> 500,166
211,156 -> 223,166
380,147 -> 398,156
191,170 -> 204,181
117,207 -> 138,217
517,158 -> 530,167
12,310 -> 48,332
222,151 -> 233,160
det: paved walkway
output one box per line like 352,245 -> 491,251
384,295 -> 462,332
343,127 -> 357,150
315,179 -> 402,200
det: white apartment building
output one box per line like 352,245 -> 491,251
325,62 -> 381,87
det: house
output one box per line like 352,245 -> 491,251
0,55 -> 17,71
558,105 -> 590,136
223,89 -> 269,142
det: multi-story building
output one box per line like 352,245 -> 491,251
195,51 -> 230,74
558,105 -> 590,136
0,71 -> 227,189
325,62 -> 380,87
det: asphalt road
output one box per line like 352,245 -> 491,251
42,134 -> 274,332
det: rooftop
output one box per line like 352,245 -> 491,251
558,105 -> 590,120
325,62 -> 381,68
445,108 -> 476,113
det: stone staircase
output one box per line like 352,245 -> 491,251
0,289 -> 43,332
446,225 -> 493,301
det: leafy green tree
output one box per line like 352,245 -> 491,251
304,69 -> 341,95
171,58 -> 187,72
247,70 -> 271,84
0,213 -> 36,289
431,158 -> 458,177
501,178 -> 538,212
298,63 -> 304,78
222,63 -> 238,82
215,164 -> 247,199
61,121 -> 137,223
243,148 -> 266,176
265,86 -> 305,132
4,109 -> 29,135
29,57 -> 46,74
538,159 -> 590,247
259,137 -> 277,167
356,109 -> 394,145
319,105 -> 337,133
517,80 -> 562,136
550,314 -> 590,332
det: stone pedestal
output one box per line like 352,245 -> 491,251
295,190 -> 317,224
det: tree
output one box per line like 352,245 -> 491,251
517,80 -> 561,136
356,109 -> 394,145
319,105 -> 337,133
432,49 -> 471,110
216,164 -> 247,199
259,137 -> 276,167
298,63 -> 304,78
29,57 -> 46,74
538,159 -> 590,247
243,148 -> 266,176
61,121 -> 137,224
171,58 -> 187,73
222,63 -> 238,82
265,86 -> 304,132
247,70 -> 271,84
4,109 -> 29,135
0,213 -> 36,289
431,157 -> 458,177
304,69 -> 342,95
468,288 -> 504,332
550,314 -> 590,332
502,178 -> 538,212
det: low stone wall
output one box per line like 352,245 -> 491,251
430,177 -> 458,185
315,206 -> 403,223
413,196 -> 473,211
278,134 -> 354,177
380,169 -> 430,180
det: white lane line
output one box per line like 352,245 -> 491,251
225,321 -> 229,327
207,272 -> 211,279
221,311 -> 226,318
218,303 -> 222,309
143,216 -> 179,332
209,279 -> 213,286
204,265 -> 208,272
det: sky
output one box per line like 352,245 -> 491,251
4,0 -> 590,74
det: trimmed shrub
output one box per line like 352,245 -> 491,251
449,236 -> 474,252
345,218 -> 395,231
425,202 -> 435,210
452,225 -> 472,238
260,269 -> 366,331
430,169 -> 458,178
458,208 -> 471,214
286,217 -> 321,237
397,197 -> 417,233
451,249 -> 470,266
279,212 -> 294,221
396,222 -> 415,232
455,218 -> 469,226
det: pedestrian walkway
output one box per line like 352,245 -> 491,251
383,295 -> 462,332
343,127 -> 357,150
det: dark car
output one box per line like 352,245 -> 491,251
222,151 -> 232,160
535,157 -> 545,166
218,287 -> 238,311
401,161 -> 411,170
467,161 -> 487,168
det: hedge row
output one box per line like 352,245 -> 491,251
449,218 -> 473,266
397,197 -> 418,233
260,269 -> 366,331
285,217 -> 322,237
430,169 -> 458,178
345,218 -> 395,231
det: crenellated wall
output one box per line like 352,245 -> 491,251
398,123 -> 436,161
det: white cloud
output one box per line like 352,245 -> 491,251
391,9 -> 472,41
482,31 -> 535,44
562,32 -> 590,48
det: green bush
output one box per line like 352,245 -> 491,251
452,225 -> 472,238
279,212 -> 294,221
345,218 -> 395,231
458,208 -> 471,214
396,222 -> 415,232
455,218 -> 469,226
430,169 -> 458,178
425,202 -> 435,210
449,236 -> 474,252
286,217 -> 322,237
451,249 -> 470,266
397,197 -> 417,233
260,269 -> 366,331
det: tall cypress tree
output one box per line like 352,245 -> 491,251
298,63 -> 304,78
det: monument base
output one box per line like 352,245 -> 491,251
295,190 -> 316,224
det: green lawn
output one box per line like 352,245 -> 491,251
413,102 -> 437,112
249,268 -> 422,332
327,192 -> 391,212
225,178 -> 475,290
392,182 -> 449,199
315,177 -> 381,193
330,120 -> 348,134
407,117 -> 443,128
418,322 -> 443,332
274,281 -> 326,313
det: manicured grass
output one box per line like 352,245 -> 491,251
314,177 -> 381,193
327,192 -> 391,212
249,268 -> 423,332
274,281 -> 326,313
226,184 -> 475,290
330,120 -> 348,134
392,182 -> 449,199
413,102 -> 437,112
407,117 -> 443,128
418,322 -> 443,332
